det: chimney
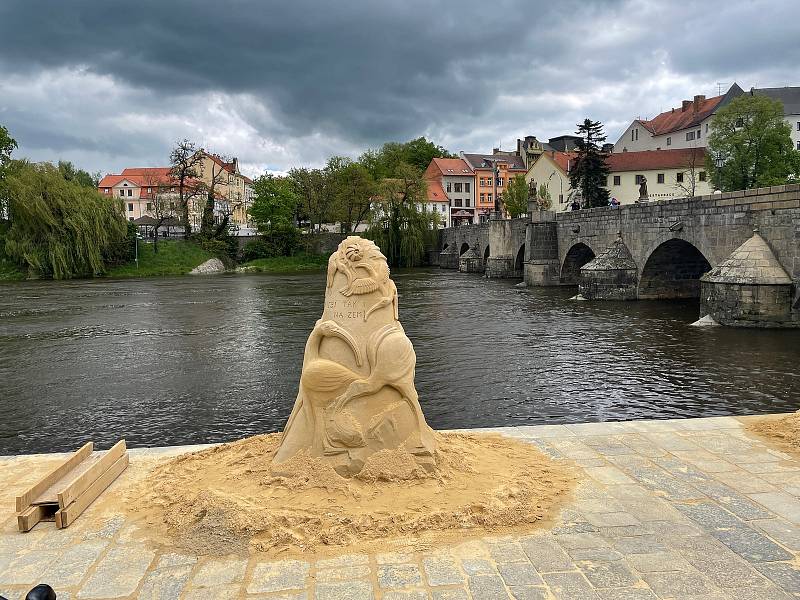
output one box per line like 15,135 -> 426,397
693,95 -> 705,112
681,100 -> 692,112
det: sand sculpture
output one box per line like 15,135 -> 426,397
272,236 -> 436,475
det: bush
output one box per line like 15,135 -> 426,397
196,233 -> 237,263
241,239 -> 271,262
103,220 -> 137,266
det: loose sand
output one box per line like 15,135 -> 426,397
117,432 -> 576,558
745,411 -> 800,457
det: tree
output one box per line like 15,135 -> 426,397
249,174 -> 298,232
331,159 -> 375,233
199,154 -> 231,238
4,161 -> 127,279
676,146 -> 704,198
141,169 -> 179,253
569,119 -> 611,208
503,174 -> 529,217
58,161 -> 100,188
708,94 -> 800,191
365,162 -> 438,268
169,139 -> 203,236
289,167 -> 333,232
0,125 -> 17,220
359,137 -> 454,179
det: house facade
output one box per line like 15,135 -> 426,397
196,152 -> 255,230
754,87 -> 800,150
525,148 -> 712,208
422,157 -> 475,226
461,153 -> 527,221
613,84 -> 744,153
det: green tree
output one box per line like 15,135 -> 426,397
57,161 -> 100,188
569,119 -> 611,208
359,137 -> 454,179
4,161 -> 127,279
331,159 -> 375,233
289,167 -> 333,232
365,162 -> 438,268
0,125 -> 18,220
249,174 -> 298,232
708,94 -> 800,191
503,174 -> 529,217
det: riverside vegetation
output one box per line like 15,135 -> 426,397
0,124 -> 451,281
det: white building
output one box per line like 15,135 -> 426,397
423,158 -> 475,226
614,84 -> 744,153
754,87 -> 800,151
526,148 -> 712,208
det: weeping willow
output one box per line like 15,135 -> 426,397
4,161 -> 127,279
365,167 -> 439,268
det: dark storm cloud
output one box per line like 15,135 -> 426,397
0,0 -> 797,174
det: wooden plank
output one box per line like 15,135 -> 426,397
15,442 -> 93,513
17,505 -> 46,532
56,453 -> 129,529
57,440 -> 126,509
32,453 -> 103,506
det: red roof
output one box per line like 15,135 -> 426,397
639,95 -> 723,135
606,148 -> 707,172
425,179 -> 449,203
429,157 -> 473,176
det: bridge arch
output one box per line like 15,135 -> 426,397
561,242 -> 596,284
638,238 -> 712,299
459,242 -> 470,256
515,244 -> 526,274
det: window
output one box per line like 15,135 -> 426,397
657,173 -> 665,184
446,182 -> 451,192
635,128 -> 638,141
147,187 -> 152,193
698,171 -> 706,182
797,140 -> 800,150
559,194 -> 564,204
498,178 -> 504,187
465,199 -> 471,207
685,131 -> 695,141
464,182 -> 470,192
487,193 -> 493,203
486,177 -> 493,186
480,193 -> 485,202
697,129 -> 701,138
666,137 -> 671,146
479,177 -> 485,186
146,202 -> 152,211
631,128 -> 635,141
706,123 -> 709,133
677,172 -> 684,183
128,189 -> 133,197
119,190 -> 124,197
454,199 -> 462,207
613,175 -> 621,186
797,121 -> 800,131
128,203 -> 134,212
635,174 -> 644,185
454,182 -> 462,192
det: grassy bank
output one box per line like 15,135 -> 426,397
105,240 -> 215,278
237,253 -> 328,273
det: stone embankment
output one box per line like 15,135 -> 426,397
3,415 -> 800,599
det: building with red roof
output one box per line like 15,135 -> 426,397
613,84 -> 744,153
526,148 -> 712,208
423,157 -> 474,226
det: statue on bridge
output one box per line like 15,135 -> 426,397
638,176 -> 649,203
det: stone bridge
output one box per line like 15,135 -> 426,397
437,184 -> 800,327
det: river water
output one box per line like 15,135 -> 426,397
1,270 -> 799,455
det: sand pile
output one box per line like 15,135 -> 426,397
122,432 -> 575,557
746,411 -> 800,456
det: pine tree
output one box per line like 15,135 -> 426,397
569,119 -> 611,208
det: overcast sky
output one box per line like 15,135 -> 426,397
0,0 -> 796,178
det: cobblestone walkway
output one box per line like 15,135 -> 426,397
3,415 -> 800,599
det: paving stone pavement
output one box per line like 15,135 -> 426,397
2,415 -> 800,599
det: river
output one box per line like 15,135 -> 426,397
1,269 -> 799,455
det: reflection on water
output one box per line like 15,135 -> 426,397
1,270 -> 799,455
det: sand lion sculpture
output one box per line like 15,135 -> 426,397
272,236 -> 437,476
